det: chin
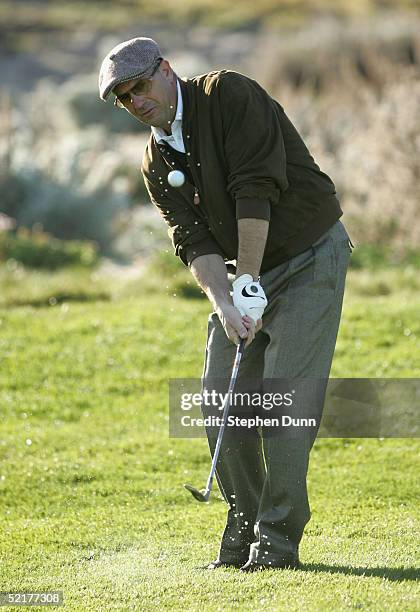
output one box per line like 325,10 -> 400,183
137,115 -> 152,126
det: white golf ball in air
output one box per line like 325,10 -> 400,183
167,170 -> 185,188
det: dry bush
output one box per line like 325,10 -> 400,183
0,80 -> 158,256
269,67 -> 420,254
252,14 -> 420,254
252,13 -> 420,95
1,14 -> 419,263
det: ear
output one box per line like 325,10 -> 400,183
160,59 -> 175,82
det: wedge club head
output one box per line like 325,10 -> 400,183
184,483 -> 210,503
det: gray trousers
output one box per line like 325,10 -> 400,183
201,220 -> 352,566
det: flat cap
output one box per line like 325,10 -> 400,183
98,37 -> 163,101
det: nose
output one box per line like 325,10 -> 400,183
131,93 -> 148,111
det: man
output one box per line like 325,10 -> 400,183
99,37 -> 353,572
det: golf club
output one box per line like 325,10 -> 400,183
184,337 -> 246,503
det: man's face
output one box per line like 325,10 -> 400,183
113,60 -> 177,130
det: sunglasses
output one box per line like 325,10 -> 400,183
114,59 -> 162,108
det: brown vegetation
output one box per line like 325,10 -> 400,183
0,11 -> 419,261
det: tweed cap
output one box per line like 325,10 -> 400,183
99,37 -> 163,101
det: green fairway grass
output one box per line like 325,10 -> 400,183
0,267 -> 419,610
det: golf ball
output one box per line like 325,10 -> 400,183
167,170 -> 185,188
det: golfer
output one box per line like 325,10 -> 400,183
99,37 -> 353,571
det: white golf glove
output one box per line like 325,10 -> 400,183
231,274 -> 268,323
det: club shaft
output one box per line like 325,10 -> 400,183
203,338 -> 245,494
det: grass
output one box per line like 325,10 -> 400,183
0,264 -> 419,610
0,264 -> 111,308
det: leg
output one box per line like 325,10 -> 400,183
201,312 -> 268,564
248,220 -> 352,566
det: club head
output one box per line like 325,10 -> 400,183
184,483 -> 210,503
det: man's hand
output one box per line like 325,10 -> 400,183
189,254 -> 263,347
232,274 -> 268,322
216,303 -> 262,348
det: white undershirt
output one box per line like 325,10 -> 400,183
151,80 -> 185,153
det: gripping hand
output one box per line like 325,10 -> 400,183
231,274 -> 267,323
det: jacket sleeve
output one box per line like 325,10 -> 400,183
218,72 -> 290,221
141,159 -> 224,267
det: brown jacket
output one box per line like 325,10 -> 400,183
141,70 -> 342,273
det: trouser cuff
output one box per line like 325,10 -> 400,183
218,550 -> 249,565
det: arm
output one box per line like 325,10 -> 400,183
218,72 -> 289,217
190,254 -> 250,345
142,145 -> 224,267
230,218 -> 268,341
214,74 -> 280,336
236,218 -> 269,280
189,254 -> 231,311
142,147 -> 255,344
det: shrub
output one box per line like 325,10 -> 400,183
0,227 -> 98,269
0,82 -> 150,255
1,14 -> 419,266
62,75 -> 149,134
349,244 -> 420,269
